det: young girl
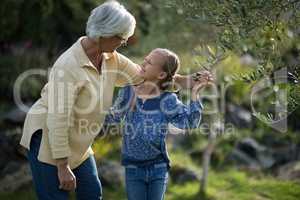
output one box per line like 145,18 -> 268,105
104,48 -> 212,200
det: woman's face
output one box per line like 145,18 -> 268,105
140,50 -> 167,81
98,36 -> 126,52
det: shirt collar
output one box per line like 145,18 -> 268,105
73,36 -> 115,68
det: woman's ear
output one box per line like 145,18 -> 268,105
158,71 -> 167,80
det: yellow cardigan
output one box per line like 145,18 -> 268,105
20,36 -> 142,169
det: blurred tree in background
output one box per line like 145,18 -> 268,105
168,0 -> 300,120
1,1 -> 300,199
0,0 -> 102,103
0,0 -> 96,51
166,0 -> 300,195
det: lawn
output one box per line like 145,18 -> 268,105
1,169 -> 299,200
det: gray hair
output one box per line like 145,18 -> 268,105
86,1 -> 136,40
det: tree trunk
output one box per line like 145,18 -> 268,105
199,131 -> 216,197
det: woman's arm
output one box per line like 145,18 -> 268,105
174,74 -> 194,90
115,52 -> 213,89
46,66 -> 82,191
46,67 -> 80,160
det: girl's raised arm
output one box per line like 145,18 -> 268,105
162,93 -> 203,130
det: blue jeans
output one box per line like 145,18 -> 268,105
27,129 -> 102,200
125,163 -> 169,200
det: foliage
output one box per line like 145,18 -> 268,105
0,1 -> 300,198
0,0 -> 100,51
167,0 -> 300,127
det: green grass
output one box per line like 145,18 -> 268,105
0,189 -> 36,200
166,169 -> 300,200
0,186 -> 124,200
226,172 -> 300,200
1,169 -> 299,200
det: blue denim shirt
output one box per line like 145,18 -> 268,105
104,86 -> 203,167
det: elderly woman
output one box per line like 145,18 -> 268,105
20,1 -> 210,200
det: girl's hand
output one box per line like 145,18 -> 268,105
191,71 -> 214,101
174,70 -> 213,89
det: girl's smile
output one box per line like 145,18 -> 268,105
139,50 -> 168,81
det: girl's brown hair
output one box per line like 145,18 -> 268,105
154,48 -> 180,91
130,48 -> 180,111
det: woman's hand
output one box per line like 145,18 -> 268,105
56,158 -> 77,191
191,71 -> 214,101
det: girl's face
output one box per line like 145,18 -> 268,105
140,50 -> 167,81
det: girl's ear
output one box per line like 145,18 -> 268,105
158,71 -> 167,80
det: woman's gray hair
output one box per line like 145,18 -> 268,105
86,1 -> 136,40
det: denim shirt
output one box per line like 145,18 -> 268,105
104,86 -> 203,167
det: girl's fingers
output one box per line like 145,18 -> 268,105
197,77 -> 211,84
193,71 -> 210,77
194,71 -> 213,80
193,80 -> 214,92
193,82 -> 206,91
193,71 -> 214,91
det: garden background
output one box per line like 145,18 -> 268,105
0,0 -> 300,199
